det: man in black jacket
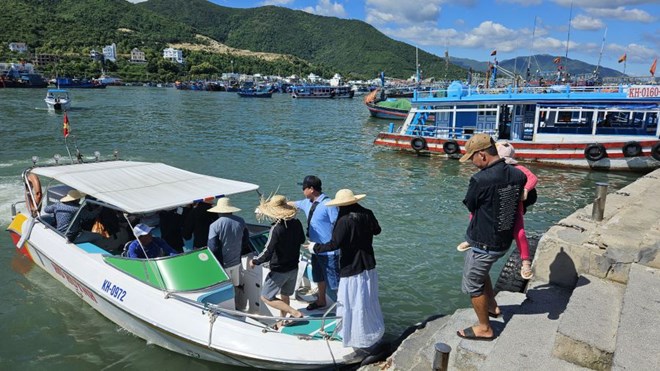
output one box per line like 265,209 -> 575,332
249,195 -> 305,328
457,133 -> 527,341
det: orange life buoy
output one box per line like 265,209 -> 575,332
25,172 -> 42,217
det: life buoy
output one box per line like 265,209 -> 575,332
584,143 -> 607,162
410,137 -> 427,151
24,172 -> 42,217
621,141 -> 642,157
652,142 -> 660,162
443,140 -> 460,155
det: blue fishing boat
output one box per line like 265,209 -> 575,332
291,85 -> 354,99
375,82 -> 660,171
54,77 -> 106,89
237,87 -> 272,98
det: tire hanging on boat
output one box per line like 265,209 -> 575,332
24,172 -> 42,217
410,137 -> 427,151
584,143 -> 607,162
652,142 -> 660,162
621,141 -> 642,157
442,140 -> 460,155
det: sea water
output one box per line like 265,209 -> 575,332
0,87 -> 640,369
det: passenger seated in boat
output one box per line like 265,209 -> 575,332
43,190 -> 102,242
126,223 -> 178,259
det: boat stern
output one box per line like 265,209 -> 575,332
6,213 -> 33,259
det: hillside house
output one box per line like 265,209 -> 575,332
103,43 -> 117,62
8,42 -> 28,53
130,48 -> 146,63
163,48 -> 183,64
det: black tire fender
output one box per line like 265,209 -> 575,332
410,137 -> 427,151
584,143 -> 607,162
622,141 -> 642,157
494,238 -> 538,294
652,142 -> 660,161
443,140 -> 460,155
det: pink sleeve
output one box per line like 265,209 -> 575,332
514,202 -> 530,261
515,164 -> 538,191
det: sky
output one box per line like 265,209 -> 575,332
132,0 -> 660,76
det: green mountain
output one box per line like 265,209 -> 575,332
452,54 -> 624,79
138,0 -> 466,80
0,0 -> 466,82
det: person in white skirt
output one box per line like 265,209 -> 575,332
308,189 -> 384,348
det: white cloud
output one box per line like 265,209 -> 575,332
586,6 -> 655,22
365,0 -> 445,25
553,0 -> 651,7
606,42 -> 657,62
571,14 -> 604,30
302,0 -> 347,17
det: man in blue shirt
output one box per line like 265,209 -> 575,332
291,175 -> 339,310
127,223 -> 178,259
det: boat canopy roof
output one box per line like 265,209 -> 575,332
47,89 -> 69,93
31,161 -> 259,213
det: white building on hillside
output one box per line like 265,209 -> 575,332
163,48 -> 184,64
330,73 -> 344,86
130,48 -> 146,63
103,43 -> 117,62
9,42 -> 28,53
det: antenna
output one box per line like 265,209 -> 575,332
594,27 -> 607,78
564,1 -> 574,79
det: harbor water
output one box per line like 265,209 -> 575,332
0,87 -> 641,369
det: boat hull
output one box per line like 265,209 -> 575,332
366,102 -> 408,120
375,133 -> 660,171
6,213 -> 364,369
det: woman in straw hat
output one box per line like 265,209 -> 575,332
249,195 -> 305,327
308,189 -> 384,349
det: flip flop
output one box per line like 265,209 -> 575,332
521,261 -> 534,280
457,327 -> 496,341
488,311 -> 501,318
306,302 -> 326,310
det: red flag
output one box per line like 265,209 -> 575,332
63,112 -> 70,138
553,56 -> 561,64
490,50 -> 497,56
618,53 -> 627,63
651,58 -> 657,77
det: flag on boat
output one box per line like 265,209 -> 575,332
63,112 -> 70,138
651,58 -> 657,77
618,53 -> 627,63
490,50 -> 497,56
553,56 -> 561,64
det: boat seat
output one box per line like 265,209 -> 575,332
77,242 -> 111,255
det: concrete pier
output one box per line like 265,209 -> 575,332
362,168 -> 660,370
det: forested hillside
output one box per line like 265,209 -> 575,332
0,0 -> 465,82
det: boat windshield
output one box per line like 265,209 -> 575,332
104,248 -> 229,291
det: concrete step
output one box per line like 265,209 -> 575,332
552,274 -> 625,370
612,264 -> 660,370
481,281 -> 587,370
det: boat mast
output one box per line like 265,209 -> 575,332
416,46 -> 420,85
527,16 -> 537,83
563,1 -> 574,81
593,27 -> 607,80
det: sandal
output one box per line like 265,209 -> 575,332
456,241 -> 471,252
521,260 -> 533,280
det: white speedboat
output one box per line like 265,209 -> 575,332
7,159 -> 372,369
44,89 -> 71,111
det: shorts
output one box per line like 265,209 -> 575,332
311,254 -> 340,290
225,264 -> 242,287
461,247 -> 507,297
261,268 -> 298,300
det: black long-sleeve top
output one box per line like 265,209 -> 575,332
253,218 -> 305,273
313,203 -> 381,277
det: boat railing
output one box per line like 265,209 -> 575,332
413,83 -> 626,100
165,291 -> 343,336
